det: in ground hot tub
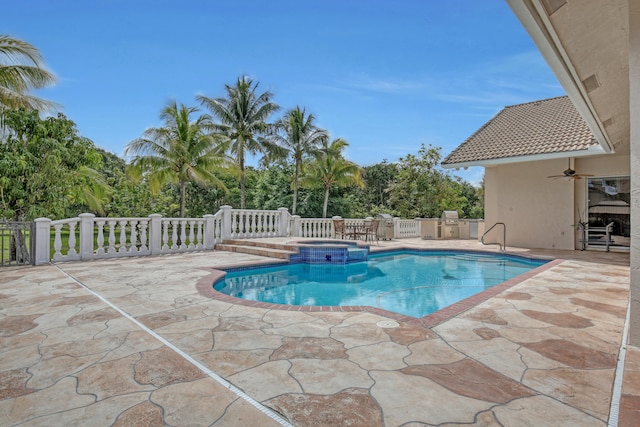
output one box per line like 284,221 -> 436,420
288,240 -> 369,264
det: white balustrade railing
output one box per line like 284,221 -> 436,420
33,205 -> 460,265
292,218 -> 334,238
227,208 -> 288,239
49,217 -> 81,262
394,218 -> 420,238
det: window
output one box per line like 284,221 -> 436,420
586,176 -> 630,249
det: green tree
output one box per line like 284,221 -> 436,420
300,138 -> 364,218
92,149 -> 175,218
252,163 -> 294,211
0,35 -> 58,114
385,144 -> 484,219
354,160 -> 399,216
0,108 -> 107,262
197,76 -> 282,209
0,108 -> 107,220
273,107 -> 327,214
125,101 -> 230,217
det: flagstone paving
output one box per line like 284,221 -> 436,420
0,238 -> 636,426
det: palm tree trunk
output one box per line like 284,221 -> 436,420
180,181 -> 186,218
240,166 -> 246,209
323,187 -> 330,218
239,148 -> 246,209
292,165 -> 299,215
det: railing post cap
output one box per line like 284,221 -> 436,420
220,205 -> 232,209
203,214 -> 214,218
278,207 -> 289,212
149,213 -> 162,218
79,213 -> 95,218
331,216 -> 342,219
34,217 -> 52,223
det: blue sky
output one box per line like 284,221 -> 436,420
5,0 -> 563,185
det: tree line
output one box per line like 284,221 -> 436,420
1,34 -> 483,222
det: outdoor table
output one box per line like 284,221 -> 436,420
345,224 -> 366,240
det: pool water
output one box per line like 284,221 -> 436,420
214,251 -> 547,318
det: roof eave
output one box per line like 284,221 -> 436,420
505,0 -> 615,154
441,145 -> 606,169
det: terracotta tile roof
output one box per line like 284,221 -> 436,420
442,96 -> 597,166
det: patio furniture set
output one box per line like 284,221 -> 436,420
332,218 -> 380,244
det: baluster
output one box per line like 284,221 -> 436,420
170,220 -> 178,250
129,220 -> 138,253
252,213 -> 258,237
188,221 -> 196,249
262,213 -> 268,236
53,224 -> 63,259
196,221 -> 203,249
243,213 -> 249,238
162,221 -> 170,251
107,220 -> 117,254
67,222 -> 78,256
139,220 -> 148,251
180,220 -> 187,250
118,220 -> 127,253
265,213 -> 271,236
231,212 -> 237,237
96,220 -> 105,255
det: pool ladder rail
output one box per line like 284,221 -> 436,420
481,222 -> 506,253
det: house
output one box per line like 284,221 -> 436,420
442,95 -> 629,251
445,0 -> 640,346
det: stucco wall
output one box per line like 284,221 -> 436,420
628,0 -> 640,346
485,158 -> 576,250
485,155 -> 631,251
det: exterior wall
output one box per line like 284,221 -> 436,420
629,0 -> 640,345
484,158 -> 575,250
574,153 -> 631,223
484,155 -> 630,251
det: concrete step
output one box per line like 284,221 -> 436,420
215,242 -> 298,260
221,239 -> 298,252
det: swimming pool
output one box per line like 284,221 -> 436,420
214,250 -> 547,318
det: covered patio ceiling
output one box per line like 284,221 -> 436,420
506,0 -> 630,156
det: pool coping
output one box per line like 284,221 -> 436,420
195,249 -> 563,328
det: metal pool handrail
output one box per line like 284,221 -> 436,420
481,222 -> 506,252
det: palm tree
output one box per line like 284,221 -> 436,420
125,100 -> 230,217
0,34 -> 58,113
197,76 -> 282,209
273,106 -> 327,214
300,138 -> 364,218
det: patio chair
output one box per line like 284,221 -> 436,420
333,219 -> 346,239
362,219 -> 380,245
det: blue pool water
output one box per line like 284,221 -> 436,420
214,251 -> 547,318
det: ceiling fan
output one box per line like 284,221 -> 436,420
547,158 -> 594,180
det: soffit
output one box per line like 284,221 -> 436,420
513,0 -> 630,154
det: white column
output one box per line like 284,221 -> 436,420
203,214 -> 216,249
79,213 -> 95,260
291,215 -> 301,237
278,207 -> 289,237
220,205 -> 232,240
33,218 -> 51,265
628,0 -> 640,345
149,214 -> 162,255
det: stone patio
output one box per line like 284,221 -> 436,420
0,238 -> 636,426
